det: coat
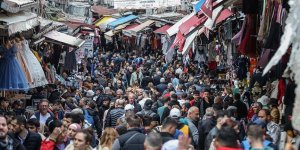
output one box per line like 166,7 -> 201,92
112,128 -> 145,150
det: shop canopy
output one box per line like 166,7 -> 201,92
107,15 -> 138,30
179,15 -> 207,36
1,0 -> 37,13
153,24 -> 171,34
95,16 -> 113,26
128,20 -> 155,36
44,31 -> 85,48
0,11 -> 39,36
104,23 -> 130,41
122,23 -> 140,37
167,13 -> 194,37
182,28 -> 199,55
91,5 -> 118,16
99,17 -> 116,31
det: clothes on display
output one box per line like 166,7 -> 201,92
0,44 -> 29,90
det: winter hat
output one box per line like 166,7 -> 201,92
86,90 -> 95,97
169,108 -> 181,118
68,123 -> 81,131
125,104 -> 134,111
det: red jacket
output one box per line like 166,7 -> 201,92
40,139 -> 56,150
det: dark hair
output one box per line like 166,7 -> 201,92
71,113 -> 84,124
76,130 -> 92,145
27,118 -> 40,128
260,109 -> 271,116
87,100 -> 96,109
46,119 -> 62,133
233,93 -> 241,100
12,115 -> 26,125
126,115 -> 141,128
162,117 -> 177,129
215,126 -> 239,148
143,115 -> 153,126
247,124 -> 264,140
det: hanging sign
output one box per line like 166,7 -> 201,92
113,0 -> 181,9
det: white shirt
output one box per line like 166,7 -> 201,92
31,113 -> 51,125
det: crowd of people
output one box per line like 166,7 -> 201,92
0,50 -> 299,150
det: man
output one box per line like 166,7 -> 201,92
84,100 -> 102,137
156,78 -> 168,94
160,117 -> 177,143
112,115 -> 146,150
127,92 -> 142,113
205,110 -> 227,150
31,99 -> 53,125
105,99 -> 126,127
185,106 -> 200,148
198,107 -> 216,150
0,115 -> 25,150
232,93 -> 248,120
11,116 -> 42,150
258,109 -> 281,145
144,132 -> 162,150
50,100 -> 64,120
246,125 -> 274,150
0,97 -> 9,115
153,71 -> 162,86
214,126 -> 241,150
26,118 -> 46,140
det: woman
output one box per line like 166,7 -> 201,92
65,130 -> 93,150
95,127 -> 119,150
67,123 -> 81,144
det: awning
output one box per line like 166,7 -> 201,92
153,25 -> 171,34
128,20 -> 155,36
194,0 -> 205,13
99,17 -> 116,31
1,0 -> 37,13
171,31 -> 186,51
122,23 -> 140,37
204,5 -> 224,30
167,13 -> 194,37
104,23 -> 130,41
216,9 -> 234,24
107,15 -> 138,30
91,5 -> 118,16
179,15 -> 207,36
182,28 -> 199,55
95,16 -> 112,26
44,31 -> 85,48
0,11 -> 39,36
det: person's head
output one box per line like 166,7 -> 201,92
128,92 -> 136,104
116,89 -> 123,99
252,102 -> 262,114
258,109 -> 270,123
86,100 -> 96,109
115,99 -> 125,108
10,115 -> 27,134
215,110 -> 227,127
73,130 -> 92,150
203,89 -> 210,98
100,127 -> 119,148
126,115 -> 141,129
144,99 -> 153,110
193,90 -> 200,100
161,117 -> 177,135
247,125 -> 265,145
102,97 -> 111,107
67,123 -> 81,139
26,118 -> 40,133
0,115 -> 8,140
52,100 -> 63,112
233,93 -> 241,101
215,126 -> 240,148
205,107 -> 214,117
79,98 -> 88,108
181,103 -> 191,113
46,119 -> 66,143
144,132 -> 163,150
187,106 -> 200,121
63,113 -> 73,128
39,99 -> 49,115
0,97 -> 9,109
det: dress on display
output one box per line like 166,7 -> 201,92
16,42 -> 32,85
22,40 -> 48,88
0,44 -> 29,90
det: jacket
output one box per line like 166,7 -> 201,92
86,108 -> 102,136
205,127 -> 219,150
156,83 -> 168,93
198,117 -> 216,150
160,132 -> 174,144
185,118 -> 199,148
14,131 -> 42,150
1,133 -> 26,150
112,128 -> 145,150
105,107 -> 125,127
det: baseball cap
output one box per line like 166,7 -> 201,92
169,108 -> 181,118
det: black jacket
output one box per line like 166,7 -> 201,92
117,128 -> 146,150
198,117 -> 215,150
14,131 -> 41,150
160,132 -> 174,144
86,108 -> 102,136
4,133 -> 26,150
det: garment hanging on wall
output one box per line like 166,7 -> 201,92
238,14 -> 257,57
0,44 -> 29,90
22,40 -> 48,88
64,48 -> 77,71
15,41 -> 32,85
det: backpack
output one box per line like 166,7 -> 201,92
83,109 -> 94,126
